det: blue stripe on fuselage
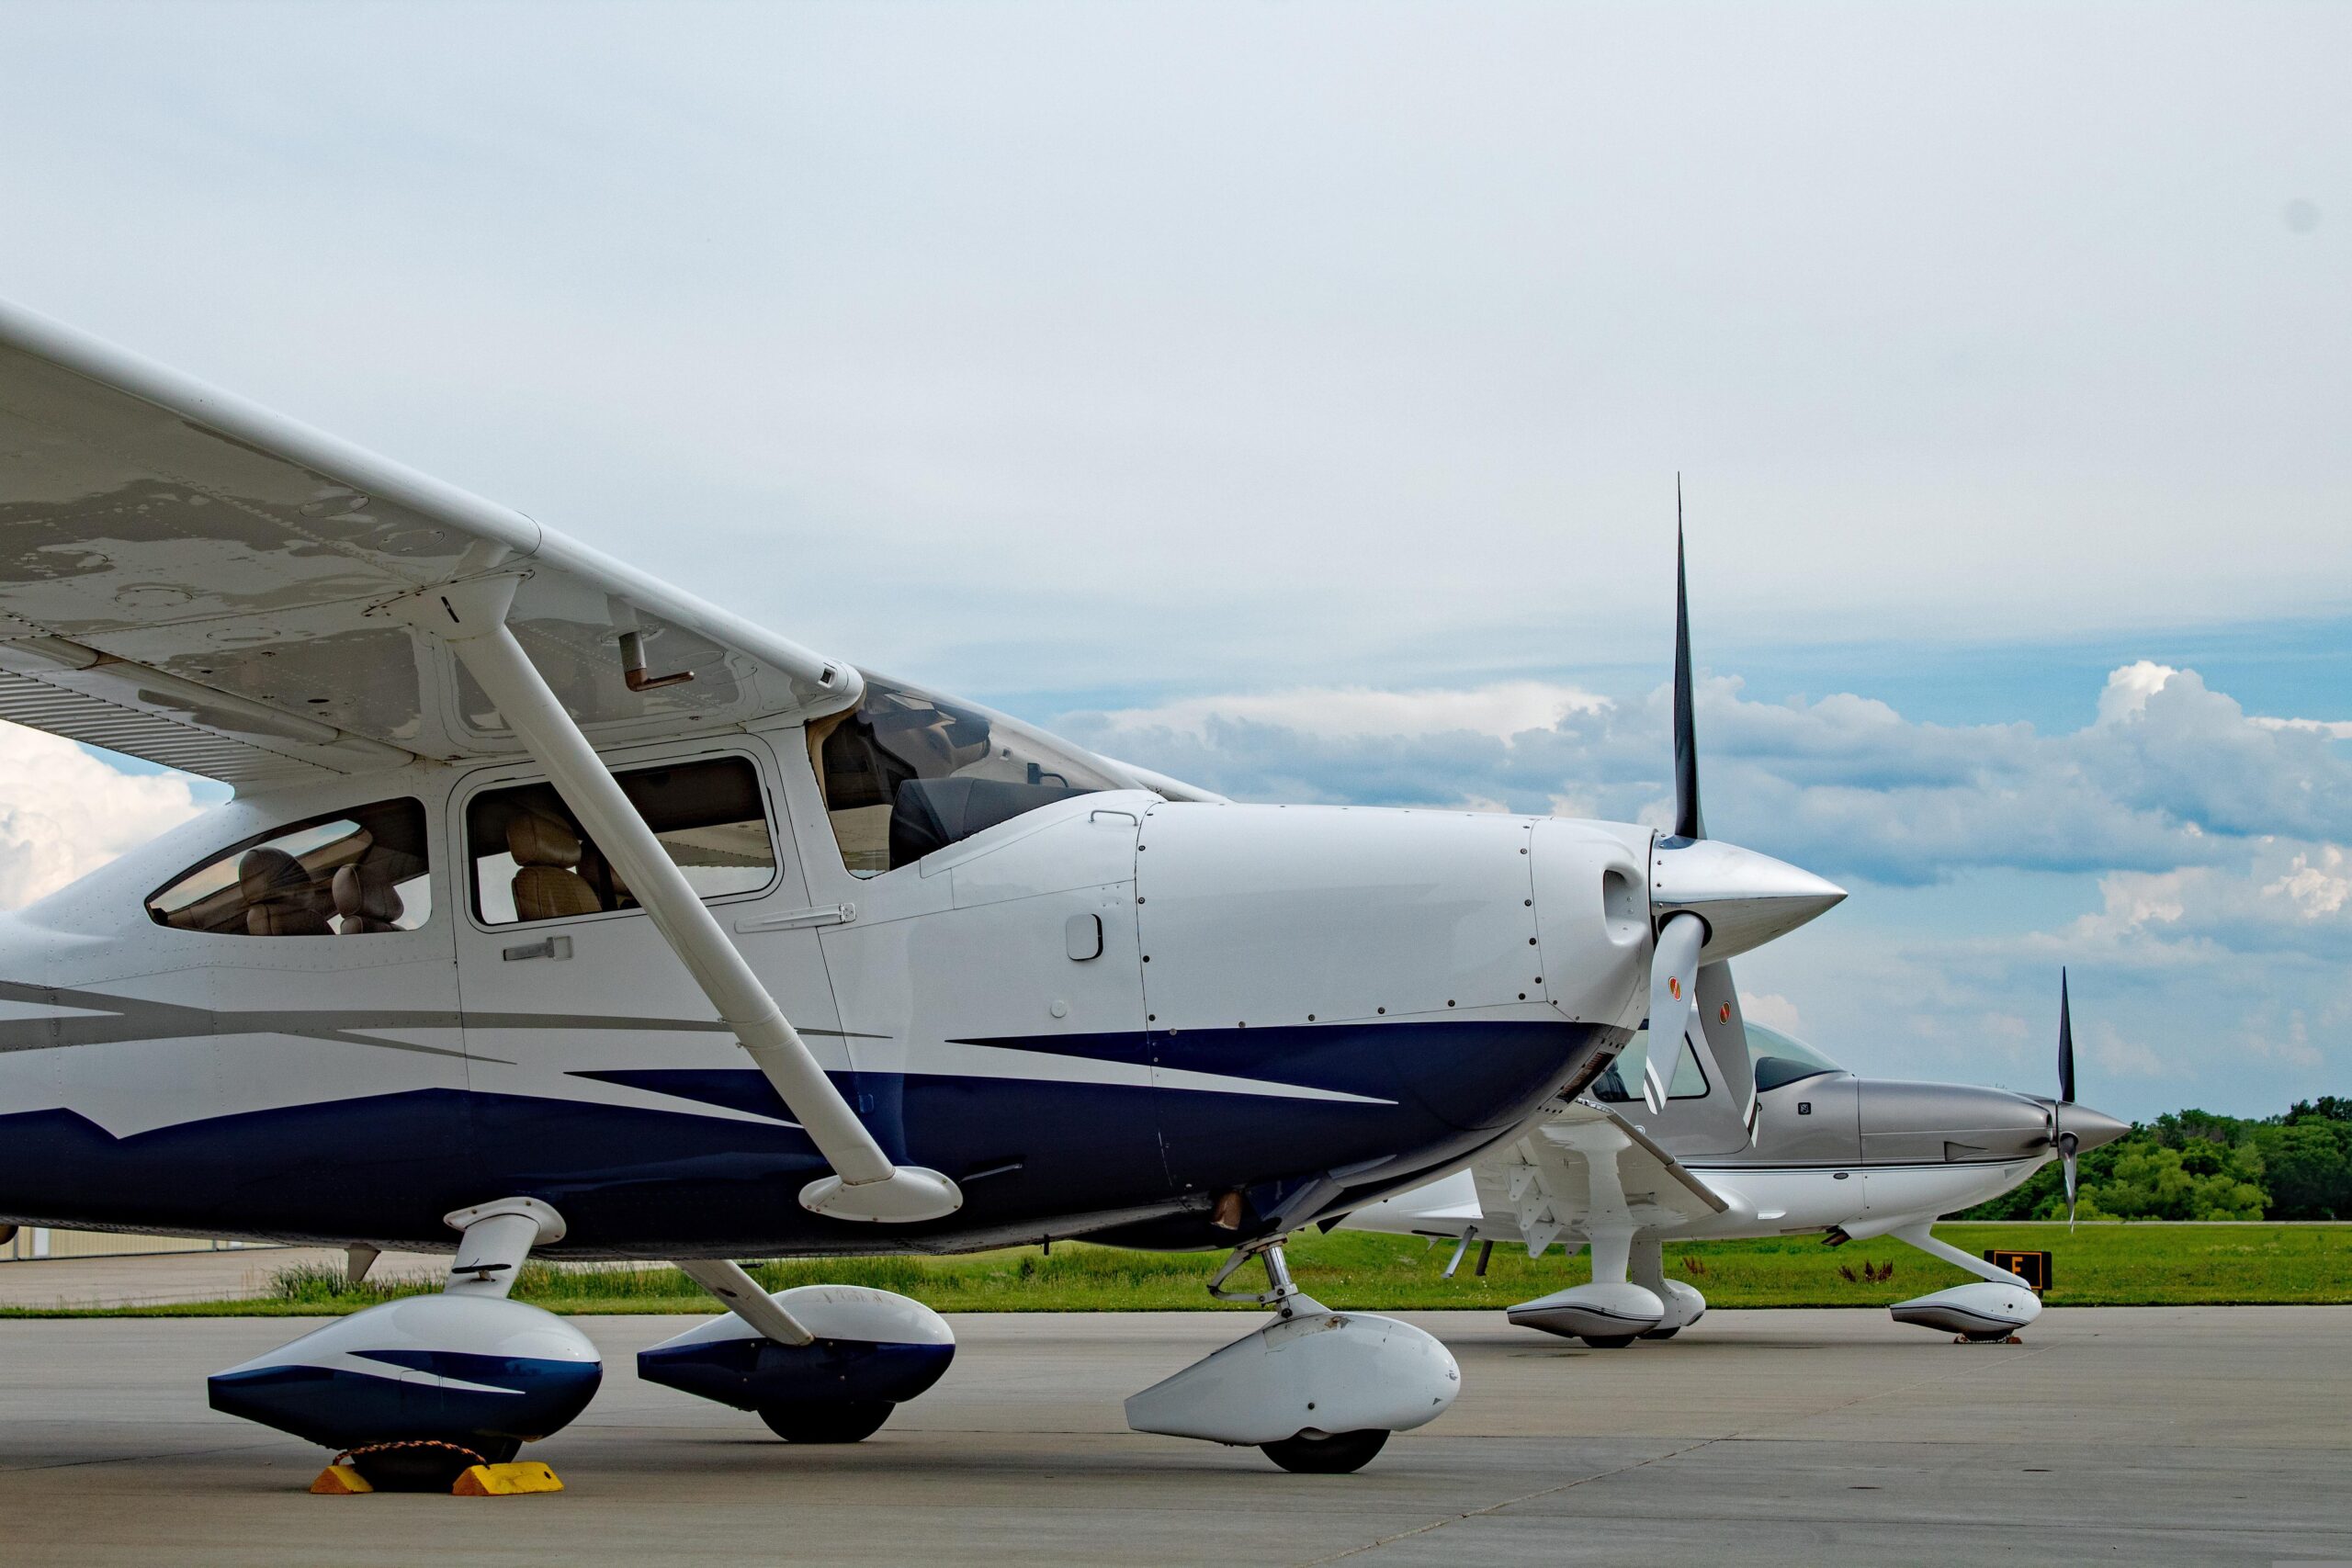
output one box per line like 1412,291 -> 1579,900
0,1019 -> 1614,1258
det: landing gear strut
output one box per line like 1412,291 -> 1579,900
1125,1235 -> 1459,1473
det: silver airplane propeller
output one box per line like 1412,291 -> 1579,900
2057,969 -> 2081,1228
1639,484 -> 1847,1127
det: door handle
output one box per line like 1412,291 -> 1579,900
502,934 -> 573,962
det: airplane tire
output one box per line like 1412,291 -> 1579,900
757,1401 -> 894,1444
1639,1326 -> 1681,1341
1579,1335 -> 1638,1349
1261,1429 -> 1390,1474
350,1436 -> 522,1491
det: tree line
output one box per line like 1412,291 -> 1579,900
1961,1097 -> 2352,1223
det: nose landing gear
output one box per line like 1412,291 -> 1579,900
1125,1235 -> 1460,1473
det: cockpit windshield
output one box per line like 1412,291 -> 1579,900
1747,1023 -> 1842,1091
809,675 -> 1141,875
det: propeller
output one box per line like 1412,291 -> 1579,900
2057,969 -> 2080,1229
1636,483 -> 1847,1134
1643,494 -> 1708,1113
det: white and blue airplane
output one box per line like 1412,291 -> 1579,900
0,299 -> 1844,1487
1344,976 -> 2130,1345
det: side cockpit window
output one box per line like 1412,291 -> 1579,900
1589,1029 -> 1711,1102
808,676 -> 1134,876
146,799 -> 433,937
1746,1024 -> 1842,1092
466,755 -> 776,926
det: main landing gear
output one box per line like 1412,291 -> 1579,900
1507,1230 -> 1707,1348
636,1263 -> 956,1441
207,1199 -> 599,1494
1125,1235 -> 1460,1473
206,1205 -> 960,1492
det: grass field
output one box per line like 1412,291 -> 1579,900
5,1222 -> 2346,1317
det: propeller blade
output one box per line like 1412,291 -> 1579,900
2062,1134 -> 2081,1231
2057,969 -> 2078,1226
1690,961 -> 1758,1142
1643,912 -> 1707,1113
2058,967 -> 2076,1106
1671,481 -> 1703,843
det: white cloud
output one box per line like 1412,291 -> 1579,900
2263,846 -> 2351,919
1738,992 -> 1804,1033
2090,1021 -> 2167,1079
2094,660 -> 2179,726
1091,682 -> 1611,743
1062,660 -> 2352,890
2251,716 -> 2352,740
2239,1011 -> 2325,1071
0,726 -> 207,910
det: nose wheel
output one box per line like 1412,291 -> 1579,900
1125,1235 -> 1460,1472
1261,1428 -> 1391,1474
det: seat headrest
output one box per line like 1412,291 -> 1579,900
507,813 -> 583,869
333,863 -> 403,924
238,846 -> 313,904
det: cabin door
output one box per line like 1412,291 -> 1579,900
448,737 -> 846,1244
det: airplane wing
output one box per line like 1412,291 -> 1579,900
0,299 -> 859,793
1475,1098 -> 1727,1257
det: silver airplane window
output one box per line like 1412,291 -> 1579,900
1589,1029 -> 1711,1102
809,675 -> 1140,876
145,798 -> 433,937
1747,1023 -> 1842,1091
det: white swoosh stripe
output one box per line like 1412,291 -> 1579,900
910,1039 -> 1394,1105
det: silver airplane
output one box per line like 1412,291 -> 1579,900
1349,964 -> 2132,1343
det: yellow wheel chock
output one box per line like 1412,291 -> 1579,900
308,1450 -> 564,1495
452,1461 -> 565,1495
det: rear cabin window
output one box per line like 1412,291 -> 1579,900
146,799 -> 433,937
466,755 -> 776,926
808,676 -> 1133,876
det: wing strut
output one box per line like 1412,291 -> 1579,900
388,574 -> 961,1224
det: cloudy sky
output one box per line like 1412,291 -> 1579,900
2,2 -> 2346,1119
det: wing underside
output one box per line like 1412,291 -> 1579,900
0,299 -> 859,790
1474,1099 -> 1726,1255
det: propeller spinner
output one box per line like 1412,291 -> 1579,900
1639,490 -> 1846,1122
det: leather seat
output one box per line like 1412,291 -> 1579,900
509,814 -> 601,921
332,863 -> 404,934
239,847 -> 333,936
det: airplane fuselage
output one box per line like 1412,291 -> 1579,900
0,728 -> 1659,1259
